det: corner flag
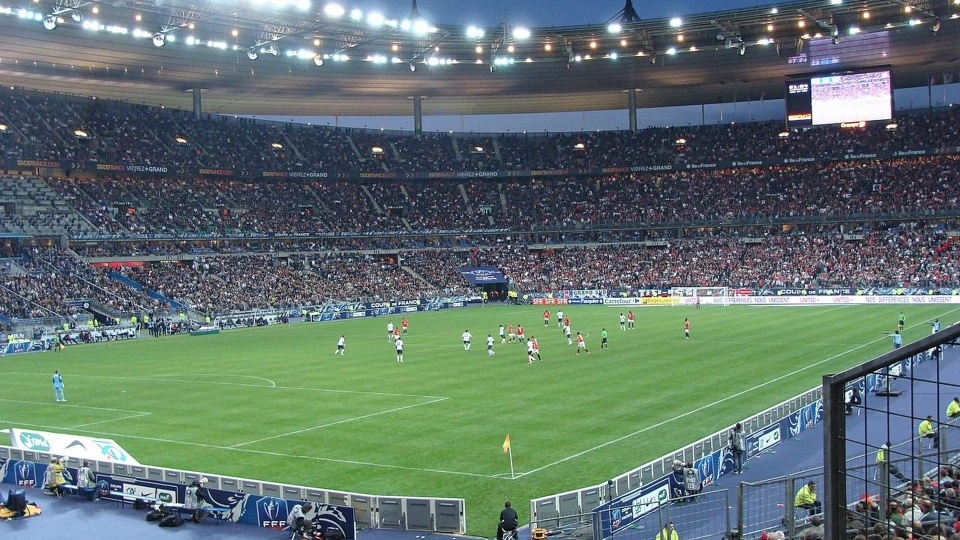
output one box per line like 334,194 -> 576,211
503,434 -> 511,453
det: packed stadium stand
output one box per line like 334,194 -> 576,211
0,89 -> 958,323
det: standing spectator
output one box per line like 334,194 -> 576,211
795,481 -> 822,516
728,423 -> 745,474
52,369 -> 66,402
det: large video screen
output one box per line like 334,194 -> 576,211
785,69 -> 892,127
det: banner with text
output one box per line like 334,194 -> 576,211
8,428 -> 140,464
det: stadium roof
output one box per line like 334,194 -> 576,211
0,0 -> 957,117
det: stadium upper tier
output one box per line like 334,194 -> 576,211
1,90 -> 959,173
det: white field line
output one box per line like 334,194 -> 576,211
0,373 -> 446,400
230,397 -> 449,448
2,420 -> 496,479
512,309 -> 960,479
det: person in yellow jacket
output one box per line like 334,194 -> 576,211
875,442 -> 909,483
947,398 -> 960,419
919,415 -> 938,448
795,481 -> 822,516
45,456 -> 68,497
655,522 -> 679,540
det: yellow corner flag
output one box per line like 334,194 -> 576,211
503,434 -> 511,453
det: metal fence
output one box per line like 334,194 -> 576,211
596,491 -> 730,540
0,445 -> 466,534
530,387 -> 823,536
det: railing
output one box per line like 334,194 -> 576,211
0,445 -> 466,533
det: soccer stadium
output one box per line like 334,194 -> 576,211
1,0 -> 960,539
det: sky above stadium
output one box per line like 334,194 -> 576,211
346,0 -> 777,28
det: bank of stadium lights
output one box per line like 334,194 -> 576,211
607,22 -> 621,33
323,2 -> 344,18
512,26 -> 531,40
466,25 -> 484,39
669,17 -> 682,28
253,0 -> 311,10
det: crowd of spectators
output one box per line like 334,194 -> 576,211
2,90 -> 960,320
3,88 -> 960,174
19,154 -> 959,239
2,223 -> 957,318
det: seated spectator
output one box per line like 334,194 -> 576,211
795,481 -> 822,516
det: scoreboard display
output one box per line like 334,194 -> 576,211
785,69 -> 892,127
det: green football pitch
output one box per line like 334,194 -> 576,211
1,303 -> 956,534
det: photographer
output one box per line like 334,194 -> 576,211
288,501 -> 314,539
497,501 -> 519,540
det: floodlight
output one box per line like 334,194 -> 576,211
247,47 -> 258,60
43,16 -> 56,30
152,33 -> 165,47
324,3 -> 345,18
512,27 -> 530,40
669,17 -> 682,28
607,23 -> 621,33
